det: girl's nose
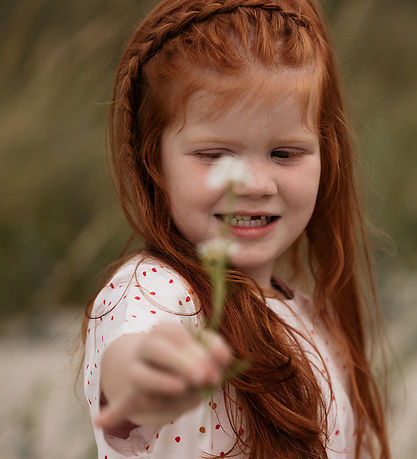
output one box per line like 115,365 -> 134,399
232,160 -> 278,198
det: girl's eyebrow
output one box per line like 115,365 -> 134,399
189,135 -> 318,149
189,137 -> 245,148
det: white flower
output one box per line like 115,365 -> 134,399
206,156 -> 251,190
197,237 -> 240,261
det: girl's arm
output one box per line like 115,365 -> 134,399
96,322 -> 232,430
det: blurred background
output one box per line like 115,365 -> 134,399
0,0 -> 415,457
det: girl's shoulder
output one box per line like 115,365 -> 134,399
92,252 -> 198,322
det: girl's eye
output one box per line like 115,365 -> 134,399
272,150 -> 291,159
195,151 -> 231,161
272,150 -> 301,162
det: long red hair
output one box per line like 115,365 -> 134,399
82,1 -> 390,457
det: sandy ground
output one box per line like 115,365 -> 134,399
0,273 -> 415,459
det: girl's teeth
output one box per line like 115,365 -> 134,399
223,215 -> 272,227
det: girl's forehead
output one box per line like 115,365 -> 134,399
169,66 -> 321,130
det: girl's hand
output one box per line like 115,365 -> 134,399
95,322 -> 232,429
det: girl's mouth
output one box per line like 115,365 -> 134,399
215,214 -> 278,228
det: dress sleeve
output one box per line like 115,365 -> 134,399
83,257 -> 200,458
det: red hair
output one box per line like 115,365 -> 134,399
83,1 -> 390,457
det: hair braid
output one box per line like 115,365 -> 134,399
139,0 -> 311,66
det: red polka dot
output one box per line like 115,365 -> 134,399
134,296 -> 140,300
150,292 -> 156,295
143,271 -> 147,276
150,311 -> 156,314
175,436 -> 181,443
215,424 -> 220,430
335,430 -> 340,436
220,453 -> 225,457
199,427 -> 206,433
185,296 -> 191,302
145,445 -> 149,450
111,316 -> 114,321
135,284 -> 140,287
87,328 -> 90,334
88,399 -> 92,405
110,283 -> 115,289
169,279 -> 173,283
94,363 -> 97,368
152,268 -> 157,272
86,364 -> 89,369
132,315 -> 137,318
156,433 -> 159,439
103,299 -> 106,304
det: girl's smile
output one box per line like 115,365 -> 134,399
161,74 -> 321,289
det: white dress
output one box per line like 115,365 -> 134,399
84,255 -> 359,458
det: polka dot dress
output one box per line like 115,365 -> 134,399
84,255 -> 365,458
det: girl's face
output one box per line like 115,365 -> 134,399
161,74 -> 321,289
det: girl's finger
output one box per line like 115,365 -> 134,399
127,360 -> 187,396
95,391 -> 139,430
200,328 -> 233,367
140,335 -> 216,386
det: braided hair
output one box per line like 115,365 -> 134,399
85,1 -> 392,458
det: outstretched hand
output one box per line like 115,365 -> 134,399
95,322 -> 232,430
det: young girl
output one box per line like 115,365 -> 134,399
82,1 -> 391,457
